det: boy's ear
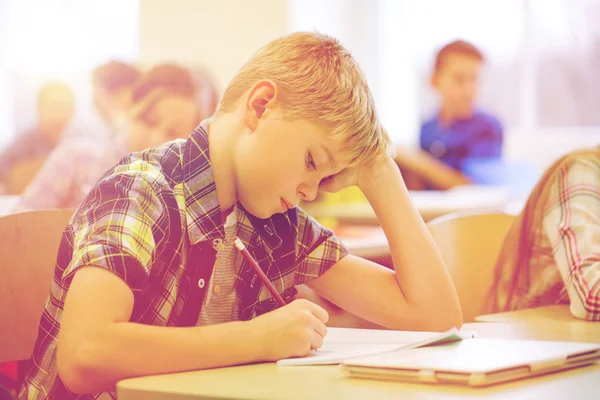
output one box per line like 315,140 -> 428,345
244,80 -> 278,131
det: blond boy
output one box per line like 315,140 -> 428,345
19,33 -> 461,399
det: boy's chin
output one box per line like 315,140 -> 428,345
238,200 -> 276,219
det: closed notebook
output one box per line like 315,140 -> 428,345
341,338 -> 600,387
277,327 -> 475,366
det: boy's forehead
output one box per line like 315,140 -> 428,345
289,118 -> 350,167
317,136 -> 352,169
438,53 -> 482,73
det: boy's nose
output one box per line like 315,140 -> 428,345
298,182 -> 319,202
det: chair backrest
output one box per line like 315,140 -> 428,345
0,209 -> 75,363
427,212 -> 516,322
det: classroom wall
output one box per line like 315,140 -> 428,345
0,0 -> 14,146
138,0 -> 288,93
505,130 -> 600,171
123,0 -> 600,172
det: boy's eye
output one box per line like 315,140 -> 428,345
306,152 -> 317,171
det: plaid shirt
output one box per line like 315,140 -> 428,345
504,155 -> 600,320
19,122 -> 348,399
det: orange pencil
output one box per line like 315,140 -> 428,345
234,237 -> 286,306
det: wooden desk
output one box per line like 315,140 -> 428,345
336,225 -> 389,259
303,186 -> 522,224
465,321 -> 600,343
117,322 -> 600,400
476,305 -> 600,338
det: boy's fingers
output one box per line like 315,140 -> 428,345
311,317 -> 328,339
303,301 -> 330,324
310,330 -> 325,351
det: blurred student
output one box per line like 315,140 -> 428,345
15,64 -> 199,211
192,67 -> 219,121
488,148 -> 600,321
393,145 -> 471,190
419,40 -> 503,182
0,82 -> 75,194
63,61 -> 140,143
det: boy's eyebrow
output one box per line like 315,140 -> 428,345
320,144 -> 335,164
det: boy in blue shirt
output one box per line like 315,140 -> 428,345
420,40 -> 503,183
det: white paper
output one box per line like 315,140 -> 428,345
277,327 -> 474,366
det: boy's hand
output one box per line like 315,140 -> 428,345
249,299 -> 329,361
319,155 -> 397,193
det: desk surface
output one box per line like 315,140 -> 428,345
117,322 -> 600,400
476,305 -> 600,331
303,186 -> 523,224
336,225 -> 389,259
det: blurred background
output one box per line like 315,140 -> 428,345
0,0 -> 598,188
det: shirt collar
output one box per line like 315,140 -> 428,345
181,121 -> 296,249
182,120 -> 225,244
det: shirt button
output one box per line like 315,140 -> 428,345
198,278 -> 205,288
212,238 -> 226,250
213,284 -> 221,294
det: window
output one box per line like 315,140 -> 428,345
0,0 -> 139,143
290,0 -> 600,167
533,0 -> 600,127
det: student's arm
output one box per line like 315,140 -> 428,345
542,158 -> 600,321
394,146 -> 471,190
310,156 -> 462,331
57,173 -> 328,394
58,267 -> 328,394
14,142 -> 76,211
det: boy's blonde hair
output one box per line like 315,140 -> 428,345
218,32 -> 392,166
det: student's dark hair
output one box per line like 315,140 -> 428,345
92,61 -> 141,94
434,40 -> 484,73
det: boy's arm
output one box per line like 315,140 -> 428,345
307,156 -> 462,331
58,267 -> 328,394
394,146 -> 471,190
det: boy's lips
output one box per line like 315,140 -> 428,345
281,198 -> 294,211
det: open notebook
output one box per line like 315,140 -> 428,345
277,327 -> 475,366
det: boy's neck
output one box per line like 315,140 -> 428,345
206,115 -> 239,216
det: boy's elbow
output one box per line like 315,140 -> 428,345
427,293 -> 463,332
430,307 -> 463,332
57,343 -> 101,394
395,304 -> 463,333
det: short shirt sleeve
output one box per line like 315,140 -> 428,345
293,208 -> 349,284
64,166 -> 166,290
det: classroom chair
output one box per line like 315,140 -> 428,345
0,209 -> 75,364
427,212 -> 516,323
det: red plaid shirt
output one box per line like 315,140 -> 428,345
497,155 -> 600,319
